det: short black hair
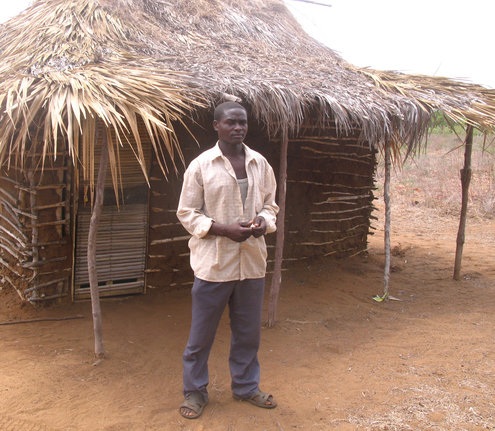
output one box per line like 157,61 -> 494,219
214,101 -> 246,121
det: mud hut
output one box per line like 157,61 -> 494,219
0,0 -> 494,305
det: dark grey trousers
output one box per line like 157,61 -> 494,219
182,277 -> 265,401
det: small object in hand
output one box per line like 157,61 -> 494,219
248,219 -> 257,228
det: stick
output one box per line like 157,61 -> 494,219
268,127 -> 288,327
27,171 -> 40,301
0,315 -> 84,326
453,125 -> 473,280
26,240 -> 67,247
287,0 -> 331,7
310,207 -> 370,215
0,257 -> 23,277
0,214 -> 28,239
382,138 -> 392,300
32,201 -> 67,210
150,222 -> 181,228
2,199 -> 36,219
88,128 -> 108,359
150,235 -> 190,245
21,256 -> 67,268
28,292 -> 69,302
0,185 -> 18,204
23,277 -> 68,294
26,219 -> 69,228
16,184 -> 67,192
2,273 -> 25,300
0,242 -> 30,258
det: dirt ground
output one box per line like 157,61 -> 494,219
1,200 -> 494,431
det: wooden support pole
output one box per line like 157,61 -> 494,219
383,138 -> 391,300
88,129 -> 108,358
267,127 -> 288,327
453,125 -> 474,280
28,171 -> 39,301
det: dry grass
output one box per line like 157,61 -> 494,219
376,133 -> 495,220
347,382 -> 495,430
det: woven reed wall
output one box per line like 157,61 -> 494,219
283,124 -> 376,260
0,116 -> 376,301
145,118 -> 376,291
145,120 -> 215,291
0,152 -> 72,303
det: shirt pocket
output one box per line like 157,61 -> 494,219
254,184 -> 267,214
203,171 -> 236,219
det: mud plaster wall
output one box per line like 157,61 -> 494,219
146,116 -> 377,292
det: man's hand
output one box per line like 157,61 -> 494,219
209,221 -> 253,242
249,216 -> 266,238
209,216 -> 266,242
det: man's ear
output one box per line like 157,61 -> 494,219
213,120 -> 218,131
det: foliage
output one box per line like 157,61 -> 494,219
427,112 -> 466,135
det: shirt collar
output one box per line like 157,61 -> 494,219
212,141 -> 257,165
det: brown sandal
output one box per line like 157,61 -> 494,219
179,392 -> 208,419
234,389 -> 277,409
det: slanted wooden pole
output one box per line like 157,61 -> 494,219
453,125 -> 474,280
383,137 -> 392,300
27,171 -> 39,301
88,129 -> 109,358
267,127 -> 288,327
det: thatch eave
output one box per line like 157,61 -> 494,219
1,0 -> 494,176
358,68 -> 495,134
0,0 -> 424,153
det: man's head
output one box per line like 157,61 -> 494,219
213,101 -> 246,121
213,102 -> 248,146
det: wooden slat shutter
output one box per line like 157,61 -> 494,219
74,126 -> 151,299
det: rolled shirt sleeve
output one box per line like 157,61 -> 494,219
257,159 -> 278,234
176,159 -> 214,238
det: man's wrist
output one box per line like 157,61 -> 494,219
208,220 -> 224,236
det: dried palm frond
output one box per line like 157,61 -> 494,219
358,68 -> 495,133
0,0 -> 204,200
1,0 -> 495,184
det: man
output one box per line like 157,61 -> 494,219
177,101 -> 279,419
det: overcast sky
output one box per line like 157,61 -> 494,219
1,0 -> 494,89
285,0 -> 495,89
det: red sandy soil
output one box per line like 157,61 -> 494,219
1,201 -> 494,431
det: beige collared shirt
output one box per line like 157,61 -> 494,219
177,142 -> 279,282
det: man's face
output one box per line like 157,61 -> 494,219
213,108 -> 248,145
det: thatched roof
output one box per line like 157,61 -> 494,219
0,0 -> 494,180
0,0 -> 207,187
358,68 -> 495,132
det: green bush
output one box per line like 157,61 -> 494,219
428,112 -> 466,135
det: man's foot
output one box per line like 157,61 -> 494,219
233,389 -> 277,409
179,392 -> 208,419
